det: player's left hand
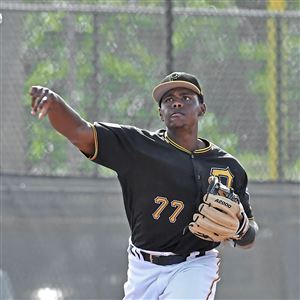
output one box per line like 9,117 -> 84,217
188,176 -> 249,242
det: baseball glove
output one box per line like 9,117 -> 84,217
188,176 -> 249,242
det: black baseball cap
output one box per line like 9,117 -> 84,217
152,72 -> 203,104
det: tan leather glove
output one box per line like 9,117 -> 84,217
189,176 -> 249,242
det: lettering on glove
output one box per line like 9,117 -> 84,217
188,176 -> 249,242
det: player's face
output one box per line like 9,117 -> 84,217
159,88 -> 205,130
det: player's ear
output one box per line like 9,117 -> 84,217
198,103 -> 206,117
159,108 -> 164,122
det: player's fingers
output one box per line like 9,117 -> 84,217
29,86 -> 44,108
31,95 -> 42,115
30,87 -> 49,114
37,98 -> 51,120
29,85 -> 42,97
36,96 -> 47,111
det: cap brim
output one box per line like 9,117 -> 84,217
152,81 -> 201,103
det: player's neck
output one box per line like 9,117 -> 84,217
166,129 -> 205,152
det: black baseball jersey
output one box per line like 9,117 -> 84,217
87,122 -> 254,256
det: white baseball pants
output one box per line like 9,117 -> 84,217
123,243 -> 221,300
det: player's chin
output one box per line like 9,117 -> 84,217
166,123 -> 185,130
165,118 -> 186,128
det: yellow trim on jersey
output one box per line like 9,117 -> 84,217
88,123 -> 98,161
165,134 -> 191,154
165,132 -> 211,155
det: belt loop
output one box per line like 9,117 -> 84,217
149,254 -> 154,263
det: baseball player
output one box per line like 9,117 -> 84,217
30,72 -> 258,300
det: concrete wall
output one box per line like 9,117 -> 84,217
1,174 -> 299,300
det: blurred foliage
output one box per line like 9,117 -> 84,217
199,113 -> 239,155
238,19 -> 300,166
21,0 -> 299,180
238,152 -> 270,181
239,152 -> 300,182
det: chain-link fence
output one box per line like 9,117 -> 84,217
1,3 -> 300,300
1,2 -> 299,181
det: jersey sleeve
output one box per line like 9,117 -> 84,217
234,168 -> 254,219
86,122 -> 137,175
